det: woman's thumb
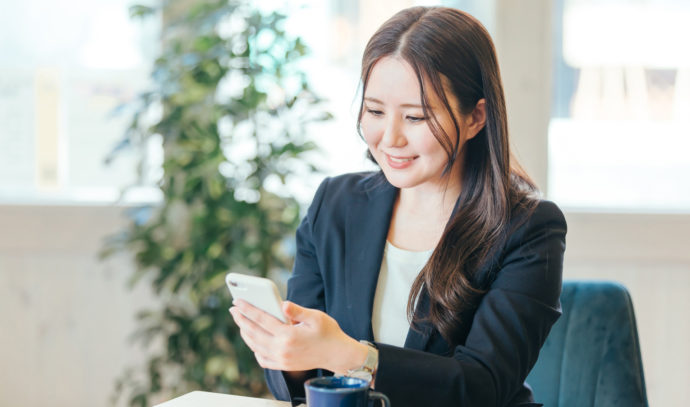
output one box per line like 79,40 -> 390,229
282,301 -> 307,323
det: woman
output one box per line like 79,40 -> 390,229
229,6 -> 567,407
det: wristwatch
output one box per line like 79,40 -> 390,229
346,340 -> 378,382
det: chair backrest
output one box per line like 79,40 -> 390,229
526,281 -> 648,407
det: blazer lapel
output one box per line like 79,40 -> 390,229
403,289 -> 434,351
344,176 -> 397,341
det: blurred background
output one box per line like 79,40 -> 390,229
0,0 -> 688,406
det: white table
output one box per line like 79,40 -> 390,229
154,391 -> 301,407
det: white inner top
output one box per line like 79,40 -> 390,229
371,241 -> 434,347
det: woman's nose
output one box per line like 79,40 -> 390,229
381,118 -> 406,148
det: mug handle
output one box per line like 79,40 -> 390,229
369,391 -> 391,407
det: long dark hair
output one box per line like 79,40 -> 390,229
357,7 -> 539,345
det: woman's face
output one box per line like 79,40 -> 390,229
360,56 -> 473,192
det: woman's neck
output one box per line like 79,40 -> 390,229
386,176 -> 461,251
397,177 -> 461,222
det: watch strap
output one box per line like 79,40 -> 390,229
346,340 -> 378,380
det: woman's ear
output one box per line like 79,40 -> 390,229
466,98 -> 486,140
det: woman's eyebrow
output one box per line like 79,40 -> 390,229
364,96 -> 423,109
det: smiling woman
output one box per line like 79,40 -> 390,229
230,6 -> 567,407
359,56 -> 486,252
360,56 -> 484,201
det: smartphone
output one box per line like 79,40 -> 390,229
225,273 -> 287,324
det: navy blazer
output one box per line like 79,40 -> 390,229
265,171 -> 567,407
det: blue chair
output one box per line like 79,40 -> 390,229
527,281 -> 648,407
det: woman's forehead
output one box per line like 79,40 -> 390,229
364,56 -> 457,110
365,57 -> 421,102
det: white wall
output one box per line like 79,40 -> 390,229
0,206 -> 158,407
494,0 -> 552,193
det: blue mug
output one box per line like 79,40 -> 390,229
304,376 -> 391,407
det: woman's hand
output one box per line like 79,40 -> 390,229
229,300 -> 368,374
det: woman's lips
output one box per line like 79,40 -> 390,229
385,153 -> 417,169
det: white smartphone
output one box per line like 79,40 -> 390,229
225,273 -> 287,324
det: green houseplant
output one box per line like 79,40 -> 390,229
103,1 -> 330,405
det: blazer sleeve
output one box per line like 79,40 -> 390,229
264,177 -> 331,404
373,200 -> 567,407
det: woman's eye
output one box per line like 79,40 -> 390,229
367,109 -> 384,116
406,115 -> 426,123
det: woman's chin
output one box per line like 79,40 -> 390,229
380,169 -> 421,189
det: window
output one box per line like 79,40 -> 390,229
548,0 -> 690,212
0,0 -> 159,204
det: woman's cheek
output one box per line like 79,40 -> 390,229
360,118 -> 382,148
416,125 -> 448,157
